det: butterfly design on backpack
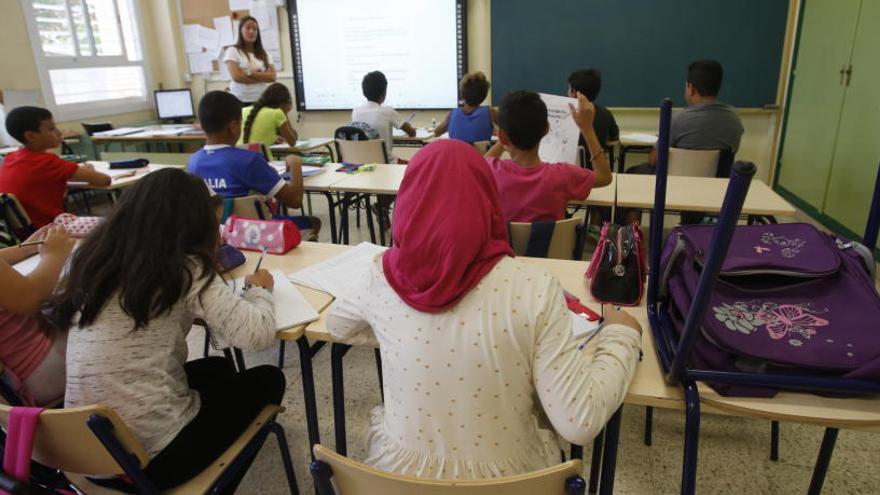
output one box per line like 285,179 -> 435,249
713,301 -> 829,347
760,233 -> 806,258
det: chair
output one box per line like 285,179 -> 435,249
0,402 -> 298,494
667,148 -> 721,177
508,217 -> 584,260
238,143 -> 270,160
0,193 -> 35,242
309,444 -> 586,495
334,125 -> 392,243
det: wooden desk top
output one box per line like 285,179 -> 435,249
618,132 -> 658,147
68,162 -> 185,191
303,164 -> 352,192
282,242 -> 879,430
614,174 -> 797,217
90,125 -> 205,143
329,164 -> 407,194
271,138 -> 335,154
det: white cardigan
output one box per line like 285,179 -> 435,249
328,254 -> 642,479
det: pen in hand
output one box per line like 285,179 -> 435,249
242,247 -> 268,291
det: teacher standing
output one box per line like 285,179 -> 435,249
223,16 -> 276,105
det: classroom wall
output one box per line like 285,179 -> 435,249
1,0 -> 789,183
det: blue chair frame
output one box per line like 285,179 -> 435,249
86,412 -> 298,494
645,99 -> 880,495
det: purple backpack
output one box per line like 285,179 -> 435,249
659,223 -> 880,397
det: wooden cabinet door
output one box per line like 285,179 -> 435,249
776,0 -> 860,209
822,0 -> 880,234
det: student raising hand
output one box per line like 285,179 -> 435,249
568,91 -> 596,128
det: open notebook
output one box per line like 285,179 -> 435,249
289,242 -> 387,297
234,269 -> 319,331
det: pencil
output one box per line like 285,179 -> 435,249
18,240 -> 44,247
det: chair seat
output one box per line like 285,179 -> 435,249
66,405 -> 285,494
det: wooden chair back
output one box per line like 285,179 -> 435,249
335,139 -> 390,164
508,217 -> 583,260
668,148 -> 721,177
0,404 -> 149,475
312,445 -> 585,495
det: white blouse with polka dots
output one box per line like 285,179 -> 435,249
328,254 -> 642,479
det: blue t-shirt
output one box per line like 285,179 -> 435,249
187,145 -> 284,198
448,106 -> 493,143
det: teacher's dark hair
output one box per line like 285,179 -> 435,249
235,15 -> 269,67
50,168 -> 221,330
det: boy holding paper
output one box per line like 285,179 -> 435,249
485,91 -> 612,222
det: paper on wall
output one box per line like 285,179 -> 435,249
183,24 -> 202,53
214,16 -> 235,48
229,0 -> 249,10
261,29 -> 280,51
268,49 -> 282,70
187,52 -> 214,74
197,25 -> 220,51
250,0 -> 278,31
538,93 -> 580,165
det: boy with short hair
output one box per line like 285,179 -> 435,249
432,71 -> 497,143
644,59 -> 743,170
351,71 -> 416,160
485,91 -> 613,222
0,106 -> 110,228
187,91 -> 320,239
567,69 -> 619,163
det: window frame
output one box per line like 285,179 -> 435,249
20,0 -> 153,122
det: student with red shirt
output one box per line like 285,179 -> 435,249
485,91 -> 612,222
0,106 -> 110,227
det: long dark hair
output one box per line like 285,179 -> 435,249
51,169 -> 220,330
235,16 -> 269,67
242,83 -> 292,143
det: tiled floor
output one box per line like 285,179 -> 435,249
181,186 -> 878,494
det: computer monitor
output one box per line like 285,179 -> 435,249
155,89 -> 194,122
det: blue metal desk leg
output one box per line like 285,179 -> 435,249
374,348 -> 384,402
681,382 -> 701,495
296,336 -> 322,458
770,421 -> 780,461
278,341 -> 286,368
644,406 -> 654,446
598,407 -> 623,495
588,430 -> 604,494
807,428 -> 839,495
341,193 -> 351,245
322,192 -> 338,244
364,195 -> 377,244
233,348 -> 247,371
332,343 -> 352,455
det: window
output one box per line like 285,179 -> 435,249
22,0 -> 151,120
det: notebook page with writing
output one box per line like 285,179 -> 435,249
234,269 -> 320,330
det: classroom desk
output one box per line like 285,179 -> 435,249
581,174 -> 798,218
392,128 -> 434,147
616,131 -> 657,172
89,125 -> 205,145
67,161 -> 185,192
323,169 -> 797,245
270,138 -> 336,159
329,164 -> 407,245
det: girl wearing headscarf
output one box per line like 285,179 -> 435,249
328,140 -> 642,479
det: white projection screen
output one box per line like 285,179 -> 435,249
288,0 -> 467,110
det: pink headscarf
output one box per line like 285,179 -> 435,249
382,140 -> 514,313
